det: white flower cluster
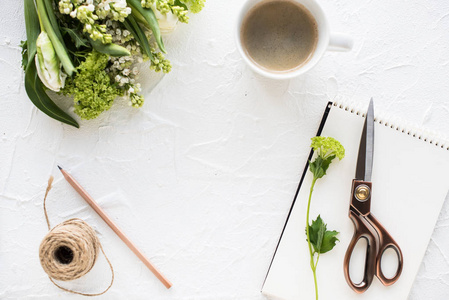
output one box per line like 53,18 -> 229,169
59,1 -> 173,108
105,19 -> 133,44
58,0 -> 73,14
96,0 -> 132,22
110,56 -> 144,108
58,0 -> 132,44
104,21 -> 145,107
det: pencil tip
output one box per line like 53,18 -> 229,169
57,165 -> 62,170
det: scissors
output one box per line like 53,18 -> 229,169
343,98 -> 403,293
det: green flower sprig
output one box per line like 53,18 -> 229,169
150,50 -> 172,73
305,136 -> 345,300
141,0 -> 171,13
141,0 -> 189,23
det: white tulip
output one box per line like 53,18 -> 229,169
35,32 -> 66,92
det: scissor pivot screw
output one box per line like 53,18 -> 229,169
355,185 -> 370,201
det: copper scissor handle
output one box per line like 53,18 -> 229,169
343,180 -> 403,293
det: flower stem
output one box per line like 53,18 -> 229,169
35,4 -> 45,32
306,177 -> 319,300
312,265 -> 318,300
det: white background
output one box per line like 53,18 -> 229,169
1,0 -> 449,299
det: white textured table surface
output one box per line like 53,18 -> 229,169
1,0 -> 449,299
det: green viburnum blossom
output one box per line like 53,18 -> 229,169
181,0 -> 205,13
62,51 -> 123,120
309,136 -> 345,179
311,136 -> 345,160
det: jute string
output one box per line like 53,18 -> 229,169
39,176 -> 114,296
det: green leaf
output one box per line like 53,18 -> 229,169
89,37 -> 130,57
309,155 -> 336,180
123,14 -> 153,60
24,60 -> 79,128
24,0 -> 40,63
174,0 -> 188,10
127,0 -> 166,53
306,215 -> 339,254
130,7 -> 148,26
23,0 -> 76,126
320,230 -> 339,254
20,40 -> 29,70
307,215 -> 324,253
316,220 -> 325,253
43,0 -> 64,42
61,27 -> 89,49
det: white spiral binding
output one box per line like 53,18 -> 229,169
332,99 -> 449,151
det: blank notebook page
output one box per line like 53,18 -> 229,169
262,103 -> 449,300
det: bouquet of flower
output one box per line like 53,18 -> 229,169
21,0 -> 205,127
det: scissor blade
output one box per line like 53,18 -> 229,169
355,98 -> 375,181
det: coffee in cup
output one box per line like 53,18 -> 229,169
241,0 -> 318,72
235,0 -> 353,80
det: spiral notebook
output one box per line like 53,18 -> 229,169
262,101 -> 449,300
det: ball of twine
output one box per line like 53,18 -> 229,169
39,218 -> 99,281
39,176 -> 114,296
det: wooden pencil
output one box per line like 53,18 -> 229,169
58,166 -> 172,289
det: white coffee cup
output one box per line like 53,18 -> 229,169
235,0 -> 353,80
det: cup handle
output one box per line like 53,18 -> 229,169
328,33 -> 353,52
